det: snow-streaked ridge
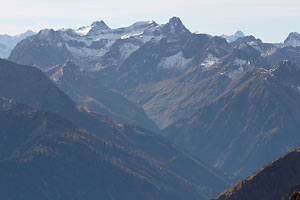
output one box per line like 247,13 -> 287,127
57,20 -> 162,69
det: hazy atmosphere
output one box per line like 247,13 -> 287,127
1,0 -> 300,199
0,0 -> 299,42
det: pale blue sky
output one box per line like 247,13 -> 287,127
0,0 -> 299,43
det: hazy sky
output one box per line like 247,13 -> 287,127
0,0 -> 299,42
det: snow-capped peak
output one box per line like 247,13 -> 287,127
74,21 -> 110,36
234,30 -> 245,38
88,21 -> 111,36
37,29 -> 58,40
90,21 -> 111,30
129,21 -> 158,30
284,32 -> 300,47
162,17 -> 190,35
221,30 -> 245,43
168,17 -> 183,26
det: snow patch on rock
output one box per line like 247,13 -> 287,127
234,58 -> 247,66
75,26 -> 93,36
200,54 -> 218,68
57,42 -> 63,48
0,98 -> 15,111
227,66 -> 244,79
119,43 -> 140,59
121,32 -> 143,39
66,44 -> 99,58
158,51 -> 192,70
290,85 -> 300,93
226,59 -> 246,79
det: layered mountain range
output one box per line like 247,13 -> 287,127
9,17 -> 299,129
42,60 -> 159,132
0,59 -> 228,199
3,16 -> 300,199
0,97 -> 208,200
163,61 -> 300,178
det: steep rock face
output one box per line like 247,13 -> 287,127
265,46 -> 300,67
216,148 -> 300,200
0,59 -> 229,199
264,32 -> 300,68
231,35 -> 276,56
162,61 -> 300,178
97,37 -> 143,70
86,20 -> 111,36
43,60 -> 159,132
9,29 -> 73,68
0,97 -> 211,200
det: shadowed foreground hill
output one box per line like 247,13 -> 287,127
216,148 -> 300,200
0,97 -> 204,200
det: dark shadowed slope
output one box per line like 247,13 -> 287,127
0,97 -> 207,200
0,59 -> 75,114
216,148 -> 300,200
0,59 -> 229,199
282,184 -> 300,200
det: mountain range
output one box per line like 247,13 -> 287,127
0,58 -> 228,199
2,16 -> 300,199
8,17 -> 300,129
0,97 -> 209,200
163,61 -> 300,178
42,60 -> 159,132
